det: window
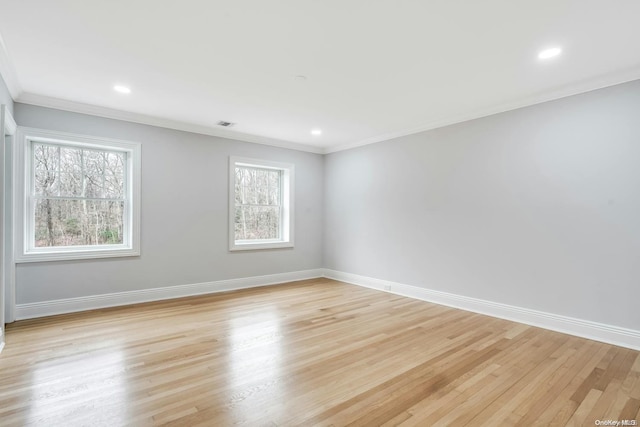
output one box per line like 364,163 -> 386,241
229,156 -> 294,250
17,128 -> 140,262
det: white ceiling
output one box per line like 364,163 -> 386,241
1,1 -> 640,153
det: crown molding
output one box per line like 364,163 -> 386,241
325,67 -> 640,154
7,59 -> 640,156
0,31 -> 22,99
15,93 -> 325,154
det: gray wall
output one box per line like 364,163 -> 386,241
324,79 -> 640,331
11,78 -> 640,332
15,104 -> 324,303
0,74 -> 12,114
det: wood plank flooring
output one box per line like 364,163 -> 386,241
0,278 -> 638,426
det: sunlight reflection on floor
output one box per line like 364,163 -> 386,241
225,309 -> 285,422
27,347 -> 130,425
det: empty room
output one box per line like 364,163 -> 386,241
1,1 -> 639,426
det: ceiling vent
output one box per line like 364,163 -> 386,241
217,120 -> 235,127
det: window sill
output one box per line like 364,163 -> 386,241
16,246 -> 140,263
230,240 -> 294,251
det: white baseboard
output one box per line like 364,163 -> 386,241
15,269 -> 324,320
323,269 -> 640,351
14,267 -> 640,351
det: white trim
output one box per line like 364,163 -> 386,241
1,106 -> 17,349
4,112 -> 20,323
15,269 -> 323,320
3,51 -> 640,156
0,33 -> 21,99
16,247 -> 141,263
323,269 -> 640,351
10,70 -> 640,156
228,156 -> 295,251
324,68 -> 640,153
16,93 -> 325,154
1,106 -> 16,135
12,268 -> 640,350
15,127 -> 141,263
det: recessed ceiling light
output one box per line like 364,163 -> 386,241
113,85 -> 131,94
538,47 -> 562,60
311,129 -> 322,136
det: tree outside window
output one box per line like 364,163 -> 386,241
229,157 -> 294,251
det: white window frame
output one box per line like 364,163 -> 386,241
229,156 -> 294,251
15,128 -> 141,262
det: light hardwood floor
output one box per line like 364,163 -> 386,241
0,278 -> 638,426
